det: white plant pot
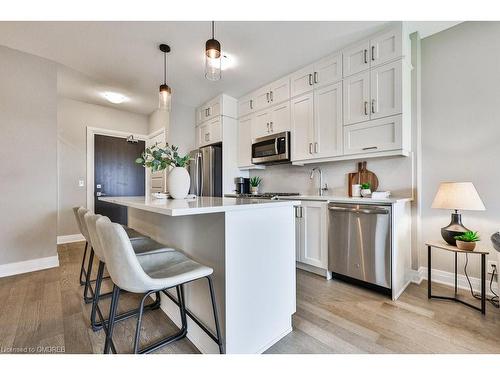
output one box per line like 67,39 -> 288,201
167,167 -> 191,199
250,186 -> 259,195
360,188 -> 372,197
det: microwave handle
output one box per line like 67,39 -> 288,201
275,138 -> 279,155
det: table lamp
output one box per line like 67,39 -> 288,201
431,182 -> 485,245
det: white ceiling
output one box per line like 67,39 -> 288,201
0,21 -> 461,115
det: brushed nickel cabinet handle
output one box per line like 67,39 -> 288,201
267,122 -> 270,133
270,91 -> 274,102
250,99 -> 253,109
308,74 -> 313,86
266,92 -> 270,103
364,101 -> 368,115
314,142 -> 318,153
362,146 -> 378,151
309,143 -> 313,154
371,99 -> 376,114
364,49 -> 368,64
270,121 -> 273,133
314,72 -> 318,84
371,45 -> 375,61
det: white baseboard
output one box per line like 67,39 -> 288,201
411,266 -> 498,297
57,233 -> 85,244
296,262 -> 331,279
0,255 -> 59,278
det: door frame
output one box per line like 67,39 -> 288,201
145,128 -> 166,195
86,126 -> 148,211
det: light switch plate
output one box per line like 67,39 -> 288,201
78,179 -> 85,187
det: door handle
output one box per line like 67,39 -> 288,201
364,101 -> 368,115
308,74 -> 313,86
314,72 -> 318,84
309,143 -> 313,154
314,142 -> 318,153
266,92 -> 270,103
371,45 -> 375,61
364,49 -> 368,64
270,91 -> 274,102
371,99 -> 376,114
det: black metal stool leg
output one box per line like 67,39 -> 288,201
83,248 -> 95,303
91,260 -> 106,330
104,285 -> 120,354
79,242 -> 88,285
133,291 -> 154,354
207,275 -> 224,354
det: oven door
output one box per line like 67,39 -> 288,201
251,131 -> 290,164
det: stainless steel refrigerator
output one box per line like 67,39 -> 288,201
188,144 -> 222,197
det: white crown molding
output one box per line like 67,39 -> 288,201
0,255 -> 59,278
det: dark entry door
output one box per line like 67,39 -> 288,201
94,134 -> 145,225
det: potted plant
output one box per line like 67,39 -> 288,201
136,143 -> 191,199
249,176 -> 262,195
360,182 -> 371,197
454,231 -> 480,251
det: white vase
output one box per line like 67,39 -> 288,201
167,167 -> 190,199
250,186 -> 259,195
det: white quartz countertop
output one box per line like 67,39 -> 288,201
99,196 -> 300,217
224,194 -> 412,204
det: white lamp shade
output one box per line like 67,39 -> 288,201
431,182 -> 486,211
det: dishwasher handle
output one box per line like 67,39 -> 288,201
328,206 -> 389,215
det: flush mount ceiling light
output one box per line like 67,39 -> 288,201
159,43 -> 172,110
102,91 -> 129,104
205,21 -> 222,81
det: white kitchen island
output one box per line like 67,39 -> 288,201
99,196 -> 299,354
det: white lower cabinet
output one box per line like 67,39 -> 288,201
296,201 -> 328,269
343,115 -> 402,155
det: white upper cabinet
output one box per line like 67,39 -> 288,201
344,115 -> 402,155
343,71 -> 370,125
197,117 -> 222,147
290,53 -> 342,98
252,109 -> 271,139
342,40 -> 370,77
196,94 -> 237,125
370,60 -> 402,120
237,115 -> 254,168
253,86 -> 272,112
314,82 -> 343,158
313,53 -> 342,88
291,92 -> 314,161
238,95 -> 254,118
290,64 -> 315,97
269,101 -> 290,134
370,28 -> 402,68
269,76 -> 290,105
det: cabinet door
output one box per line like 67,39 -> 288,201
251,109 -> 270,139
299,202 -> 328,269
291,92 -> 314,161
206,98 -> 221,120
342,40 -> 370,77
269,76 -> 290,105
237,115 -> 253,168
343,71 -> 370,125
370,60 -> 402,120
196,107 -> 205,125
206,117 -> 222,144
269,101 -> 290,134
313,53 -> 342,88
197,123 -> 207,147
343,115 -> 402,155
314,82 -> 343,158
290,64 -> 314,97
370,28 -> 402,68
238,95 -> 254,117
253,86 -> 271,111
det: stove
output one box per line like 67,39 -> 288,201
232,192 -> 300,199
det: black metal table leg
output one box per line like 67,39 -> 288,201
427,245 -> 431,299
481,254 -> 486,315
454,252 -> 458,297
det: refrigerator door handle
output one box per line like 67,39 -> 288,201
199,151 -> 204,196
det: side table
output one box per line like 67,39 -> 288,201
426,240 -> 489,315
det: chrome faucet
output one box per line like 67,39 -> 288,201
310,167 -> 329,196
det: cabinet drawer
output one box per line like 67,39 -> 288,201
343,115 -> 402,155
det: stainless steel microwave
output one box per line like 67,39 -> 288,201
251,131 -> 290,165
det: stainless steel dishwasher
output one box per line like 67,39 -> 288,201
328,203 -> 392,294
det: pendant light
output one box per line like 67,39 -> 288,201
159,44 -> 172,110
205,21 -> 221,81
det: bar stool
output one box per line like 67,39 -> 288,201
77,207 -> 170,304
84,213 -> 175,333
72,206 -> 148,288
95,218 -> 224,354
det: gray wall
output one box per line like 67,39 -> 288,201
169,99 -> 196,155
0,45 -> 57,265
421,22 -> 500,277
57,97 -> 149,236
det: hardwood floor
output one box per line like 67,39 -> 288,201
0,241 -> 499,354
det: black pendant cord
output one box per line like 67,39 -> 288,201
464,253 -> 499,307
163,51 -> 166,85
212,21 -> 215,39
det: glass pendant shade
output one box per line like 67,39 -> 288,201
158,84 -> 171,110
205,22 -> 222,81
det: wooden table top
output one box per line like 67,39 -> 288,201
425,240 -> 489,255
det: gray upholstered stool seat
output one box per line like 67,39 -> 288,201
130,237 -> 176,256
96,218 -> 223,354
122,226 -> 147,240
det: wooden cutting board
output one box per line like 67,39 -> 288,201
348,161 -> 379,196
